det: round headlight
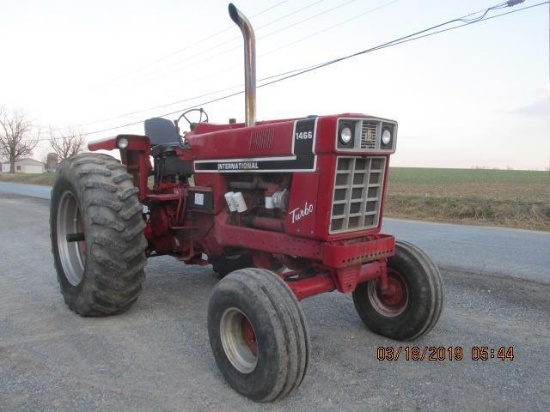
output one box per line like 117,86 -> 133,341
118,137 -> 129,149
381,129 -> 392,146
339,126 -> 353,145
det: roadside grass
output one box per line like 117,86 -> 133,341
0,172 -> 54,186
386,168 -> 550,231
2,168 -> 549,231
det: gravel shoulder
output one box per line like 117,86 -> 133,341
1,195 -> 549,411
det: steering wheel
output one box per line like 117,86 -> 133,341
175,108 -> 209,134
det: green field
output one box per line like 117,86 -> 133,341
389,167 -> 548,185
1,168 -> 549,231
386,168 -> 550,231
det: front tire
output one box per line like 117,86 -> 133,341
50,153 -> 148,316
352,240 -> 443,341
207,268 -> 310,402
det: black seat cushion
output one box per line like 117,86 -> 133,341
144,118 -> 180,146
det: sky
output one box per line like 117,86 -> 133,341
0,0 -> 548,170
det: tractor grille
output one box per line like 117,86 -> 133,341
330,156 -> 386,234
360,122 -> 378,149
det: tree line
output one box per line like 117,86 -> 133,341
0,106 -> 85,173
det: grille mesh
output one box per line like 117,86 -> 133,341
330,156 -> 386,234
361,122 -> 378,149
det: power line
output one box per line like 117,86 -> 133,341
82,0 -> 402,127
100,0 -> 292,86
259,0 -> 546,88
158,0 -> 549,114
150,0 -> 356,81
111,0 -> 327,89
48,0 -> 545,141
262,0 -> 402,56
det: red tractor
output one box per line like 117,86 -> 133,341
50,3 -> 443,402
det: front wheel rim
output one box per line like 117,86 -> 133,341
220,308 -> 258,374
368,271 -> 409,317
57,191 -> 86,286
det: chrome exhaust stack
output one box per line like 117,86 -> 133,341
228,3 -> 256,127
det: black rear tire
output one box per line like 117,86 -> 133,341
207,268 -> 310,402
50,153 -> 148,316
352,240 -> 443,341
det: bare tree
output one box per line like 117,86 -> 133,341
0,107 -> 39,173
49,127 -> 86,161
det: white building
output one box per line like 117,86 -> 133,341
1,158 -> 45,174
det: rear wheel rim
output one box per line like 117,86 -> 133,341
368,271 -> 409,317
57,191 -> 86,286
220,308 -> 258,374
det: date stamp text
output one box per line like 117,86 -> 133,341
376,346 -> 515,362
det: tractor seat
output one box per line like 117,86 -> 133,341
144,117 -> 181,146
146,117 -> 193,177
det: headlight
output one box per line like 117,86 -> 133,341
381,128 -> 392,146
339,124 -> 353,145
118,137 -> 129,149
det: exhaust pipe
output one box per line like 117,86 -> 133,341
228,3 -> 256,127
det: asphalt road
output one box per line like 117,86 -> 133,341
0,182 -> 51,200
1,188 -> 549,411
382,219 -> 550,284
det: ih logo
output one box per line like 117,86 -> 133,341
365,129 -> 375,145
289,202 -> 314,224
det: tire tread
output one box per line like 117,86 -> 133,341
208,268 -> 310,402
50,153 -> 147,316
352,240 -> 443,341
